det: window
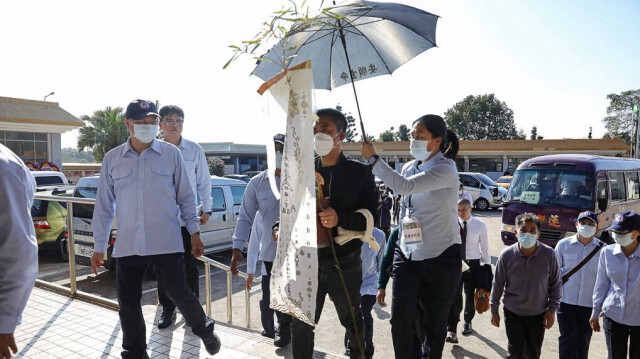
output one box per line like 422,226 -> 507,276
0,131 -> 49,163
625,172 -> 640,200
460,174 -> 480,188
469,158 -> 503,173
455,158 -> 465,172
609,172 -> 626,201
230,186 -> 246,205
211,187 -> 226,211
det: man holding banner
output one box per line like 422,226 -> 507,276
287,108 -> 379,359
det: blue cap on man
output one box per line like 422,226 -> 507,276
607,211 -> 640,234
273,133 -> 285,144
576,211 -> 598,225
125,99 -> 160,121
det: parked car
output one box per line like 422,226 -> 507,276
242,170 -> 262,178
71,175 -> 247,270
32,187 -> 74,260
496,175 -> 513,189
224,174 -> 251,183
459,172 -> 507,210
31,171 -> 69,186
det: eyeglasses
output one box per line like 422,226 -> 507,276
457,207 -> 470,213
162,119 -> 184,126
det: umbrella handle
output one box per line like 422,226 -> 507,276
337,19 -> 367,141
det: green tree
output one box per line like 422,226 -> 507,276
602,89 -> 640,147
207,156 -> 226,176
378,127 -> 397,142
77,107 -> 129,162
588,127 -> 593,139
61,147 -> 94,163
530,126 -> 543,140
444,94 -> 526,140
336,105 -> 358,142
396,124 -> 410,141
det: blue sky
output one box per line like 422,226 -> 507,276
1,0 -> 638,148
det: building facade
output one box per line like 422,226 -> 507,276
0,96 -> 83,168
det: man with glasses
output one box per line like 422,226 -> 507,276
91,99 -> 220,358
446,198 -> 490,343
155,105 -> 212,329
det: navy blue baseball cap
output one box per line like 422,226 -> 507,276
608,211 -> 640,234
576,211 -> 598,225
273,134 -> 285,144
125,99 -> 160,121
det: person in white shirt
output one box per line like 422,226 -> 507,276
446,198 -> 490,343
90,99 -> 220,358
555,211 -> 603,359
0,144 -> 38,359
156,105 -> 213,329
344,228 -> 386,359
459,183 -> 473,204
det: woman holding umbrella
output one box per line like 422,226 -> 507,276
361,114 -> 461,359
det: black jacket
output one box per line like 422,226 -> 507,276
315,153 -> 379,257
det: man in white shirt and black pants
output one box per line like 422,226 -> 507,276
447,198 -> 490,343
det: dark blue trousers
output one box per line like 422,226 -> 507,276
157,227 -> 200,311
260,261 -> 291,336
390,244 -> 462,359
603,316 -> 640,359
557,302 -> 593,359
291,250 -> 364,359
117,253 -> 209,359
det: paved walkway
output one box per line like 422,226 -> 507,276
13,286 -> 342,359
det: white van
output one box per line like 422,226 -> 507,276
459,172 -> 507,210
31,171 -> 69,187
71,175 -> 246,269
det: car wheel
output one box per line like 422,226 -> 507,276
58,235 -> 69,262
475,198 -> 490,211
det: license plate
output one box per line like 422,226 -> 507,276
74,244 -> 106,259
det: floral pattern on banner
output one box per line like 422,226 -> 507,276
267,65 -> 318,326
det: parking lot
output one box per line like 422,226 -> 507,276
35,208 -> 608,358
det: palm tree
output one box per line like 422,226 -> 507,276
77,107 -> 129,162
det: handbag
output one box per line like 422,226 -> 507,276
561,240 -> 604,284
474,288 -> 490,314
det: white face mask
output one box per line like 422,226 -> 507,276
577,224 -> 596,238
410,139 -> 438,161
133,124 -> 158,144
314,132 -> 339,157
612,232 -> 635,247
275,151 -> 283,169
518,232 -> 538,249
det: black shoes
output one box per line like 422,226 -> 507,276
273,327 -> 291,347
445,331 -> 458,343
157,310 -> 176,329
201,318 -> 221,355
262,330 -> 275,339
462,322 -> 473,336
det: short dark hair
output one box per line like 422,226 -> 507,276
515,212 -> 541,230
159,105 -> 184,120
316,108 -> 347,133
412,114 -> 459,160
458,198 -> 471,207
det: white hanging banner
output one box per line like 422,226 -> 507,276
259,61 -> 318,326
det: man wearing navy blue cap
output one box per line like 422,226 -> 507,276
590,211 -> 640,359
91,99 -> 221,358
555,211 -> 604,359
231,133 -> 292,347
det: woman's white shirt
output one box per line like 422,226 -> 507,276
372,152 -> 461,260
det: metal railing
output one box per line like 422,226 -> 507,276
199,255 -> 261,328
33,193 -> 261,329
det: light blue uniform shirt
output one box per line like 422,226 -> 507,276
555,235 -> 602,307
232,170 -> 280,262
372,151 -> 460,260
175,137 -> 212,226
592,243 -> 640,326
360,228 -> 386,296
0,144 -> 38,333
92,138 -> 199,257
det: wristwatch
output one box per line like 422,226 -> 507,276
368,154 -> 380,166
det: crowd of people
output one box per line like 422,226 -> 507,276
1,101 -> 639,359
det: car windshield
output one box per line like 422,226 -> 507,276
73,177 -> 99,218
506,169 -> 594,209
475,173 -> 498,187
35,176 -> 64,186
